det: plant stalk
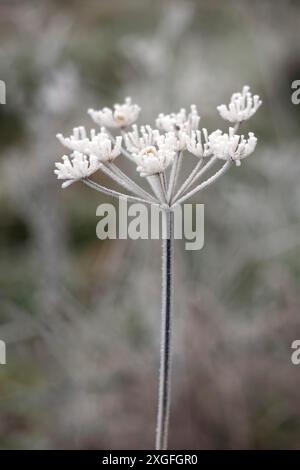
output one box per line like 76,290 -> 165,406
156,209 -> 174,450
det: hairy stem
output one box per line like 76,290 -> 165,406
156,209 -> 174,450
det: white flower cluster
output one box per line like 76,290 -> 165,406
208,128 -> 257,167
132,134 -> 176,177
57,126 -> 122,162
124,125 -> 161,153
124,127 -> 177,176
186,129 -> 211,158
54,152 -> 101,188
156,105 -> 200,133
217,85 -> 262,123
88,97 -> 140,128
55,87 -> 261,204
55,127 -> 123,187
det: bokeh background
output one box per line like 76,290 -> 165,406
1,0 -> 300,449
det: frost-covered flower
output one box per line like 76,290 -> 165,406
124,124 -> 160,153
186,128 -> 211,158
208,127 -> 257,166
54,151 -> 101,188
56,126 -> 96,153
217,86 -> 262,123
156,105 -> 200,133
174,130 -> 189,151
55,88 -> 261,195
88,97 -> 140,128
57,127 -> 122,162
125,125 -> 187,153
133,134 -> 176,177
54,91 -> 262,451
85,133 -> 122,162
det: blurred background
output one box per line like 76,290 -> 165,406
1,0 -> 300,450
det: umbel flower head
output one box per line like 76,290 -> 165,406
88,97 -> 140,128
124,124 -> 161,153
54,152 -> 101,188
185,129 -> 211,158
56,126 -> 95,153
133,133 -> 176,177
208,127 -> 257,166
57,127 -> 122,163
55,87 -> 261,207
217,85 -> 262,123
156,105 -> 200,133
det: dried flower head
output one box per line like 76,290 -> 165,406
186,128 -> 211,158
57,127 -> 122,163
124,124 -> 160,153
56,126 -> 96,153
217,85 -> 262,123
156,105 -> 200,133
88,97 -> 140,128
54,151 -> 101,188
133,134 -> 176,177
55,85 -> 261,201
208,127 -> 257,166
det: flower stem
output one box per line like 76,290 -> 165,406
173,160 -> 232,206
82,178 -> 159,207
172,157 -> 203,202
109,163 -> 158,203
167,151 -> 182,202
156,209 -> 174,450
172,156 -> 217,203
